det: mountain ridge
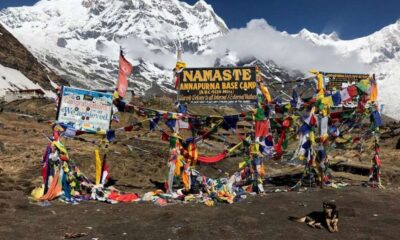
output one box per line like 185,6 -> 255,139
0,0 -> 229,93
0,0 -> 399,118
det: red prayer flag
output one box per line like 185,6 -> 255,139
101,160 -> 109,184
161,132 -> 170,141
274,131 -> 286,157
175,74 -> 180,89
347,85 -> 358,98
197,151 -> 227,164
374,154 -> 381,166
255,120 -> 269,138
117,51 -> 133,98
304,113 -> 317,126
124,125 -> 134,132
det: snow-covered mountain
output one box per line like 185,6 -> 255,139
0,0 -> 399,118
293,21 -> 400,119
0,0 -> 228,93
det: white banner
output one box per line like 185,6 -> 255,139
57,87 -> 113,132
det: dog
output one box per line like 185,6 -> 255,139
289,201 -> 339,232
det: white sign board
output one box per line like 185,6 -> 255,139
57,87 -> 113,132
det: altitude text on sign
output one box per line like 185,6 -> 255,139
178,67 -> 257,104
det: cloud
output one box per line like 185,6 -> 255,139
118,37 -> 175,68
119,36 -> 219,70
210,19 -> 368,74
117,19 -> 368,75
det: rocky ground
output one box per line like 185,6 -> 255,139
0,98 -> 400,240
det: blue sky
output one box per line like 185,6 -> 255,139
0,0 -> 37,9
1,0 -> 399,39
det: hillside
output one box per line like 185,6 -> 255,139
0,23 -> 67,94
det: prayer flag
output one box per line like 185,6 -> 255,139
332,91 -> 341,106
100,159 -> 109,185
116,50 -> 133,98
95,149 -> 102,185
370,74 -> 378,102
347,85 -> 358,98
255,120 -> 269,137
320,117 -> 328,139
340,88 -> 351,101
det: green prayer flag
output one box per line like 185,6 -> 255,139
283,139 -> 289,150
169,136 -> 177,149
254,107 -> 266,121
356,81 -> 370,93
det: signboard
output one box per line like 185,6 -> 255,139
178,67 -> 257,104
57,87 -> 113,132
323,72 -> 370,90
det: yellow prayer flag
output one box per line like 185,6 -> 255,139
53,141 -> 68,155
317,73 -> 324,95
182,172 -> 190,190
321,96 -> 333,107
310,131 -> 315,144
175,61 -> 186,71
239,161 -> 247,169
95,149 -> 102,185
259,83 -> 272,103
322,107 -> 328,117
